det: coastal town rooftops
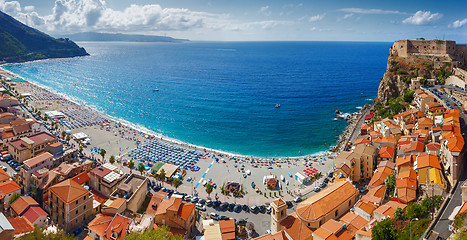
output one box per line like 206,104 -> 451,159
9,132 -> 56,150
0,180 -> 20,196
103,171 -> 122,183
23,152 -> 53,169
396,155 -> 414,167
8,216 -> 34,236
71,172 -> 90,185
396,178 -> 417,189
426,142 -> 441,151
367,185 -> 387,200
381,136 -> 397,144
428,168 -> 445,187
446,133 -> 464,152
0,212 -> 14,232
219,219 -> 236,239
22,206 -> 48,224
398,170 -> 417,181
11,196 -> 38,216
336,162 -> 352,177
339,212 -> 369,236
379,146 -> 394,158
280,212 -> 314,240
368,167 -> 392,188
398,187 -> 417,203
374,201 -> 407,219
253,231 -> 286,240
313,219 -> 352,240
295,181 -> 358,223
87,214 -> 114,237
404,141 -> 425,153
90,166 -> 112,179
104,214 -> 131,240
377,160 -> 395,170
354,138 -> 371,145
0,168 -> 10,183
416,154 -> 442,170
355,201 -> 376,215
102,163 -> 118,172
49,179 -> 90,203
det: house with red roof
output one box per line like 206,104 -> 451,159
22,206 -> 48,228
378,146 -> 395,162
0,180 -> 21,207
87,213 -> 132,240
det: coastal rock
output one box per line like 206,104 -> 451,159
335,110 -> 340,115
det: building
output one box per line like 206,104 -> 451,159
336,144 -> 377,182
0,180 -> 21,207
312,219 -> 353,240
101,198 -> 126,216
368,166 -> 393,189
90,165 -> 125,197
87,213 -> 132,240
19,152 -> 54,193
7,216 -> 34,238
8,132 -> 57,163
379,146 -> 395,162
110,174 -> 148,213
0,213 -> 14,240
373,201 -> 406,222
146,194 -> 196,238
270,181 -> 358,240
48,179 -> 94,232
264,175 -> 278,189
0,168 -> 11,184
10,196 -> 38,216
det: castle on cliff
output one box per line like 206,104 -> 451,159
390,39 -> 467,69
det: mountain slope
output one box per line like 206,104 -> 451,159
64,32 -> 188,42
0,10 -> 88,63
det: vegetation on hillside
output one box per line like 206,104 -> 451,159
124,225 -> 184,240
372,89 -> 413,120
0,10 -> 88,63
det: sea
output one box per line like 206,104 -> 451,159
2,41 -> 391,157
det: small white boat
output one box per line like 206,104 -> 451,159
152,89 -> 159,91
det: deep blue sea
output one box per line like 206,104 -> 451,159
3,41 -> 391,157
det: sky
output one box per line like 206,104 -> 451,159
0,0 -> 466,42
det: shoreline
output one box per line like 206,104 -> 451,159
0,65 -> 363,160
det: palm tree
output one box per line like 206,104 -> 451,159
100,149 -> 106,161
138,163 -> 145,175
128,159 -> 135,169
109,155 -> 115,164
205,183 -> 213,198
173,178 -> 182,190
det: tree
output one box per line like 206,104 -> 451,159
173,178 -> 182,190
61,131 -> 66,138
79,145 -> 84,152
372,219 -> 397,240
205,183 -> 213,197
405,202 -> 427,220
23,227 -> 74,240
8,192 -> 20,205
124,225 -> 184,240
66,135 -> 71,142
100,149 -> 106,161
138,163 -> 145,174
403,89 -> 415,103
159,169 -> 166,182
43,115 -> 48,121
109,155 -> 115,164
453,212 -> 466,230
385,174 -> 396,196
394,207 -> 404,220
128,159 -> 135,169
421,195 -> 442,213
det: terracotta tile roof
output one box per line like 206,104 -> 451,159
379,147 -> 394,158
395,155 -> 414,167
90,166 -> 112,179
339,212 -> 369,236
104,214 -> 131,240
404,141 -> 425,153
22,206 -> 48,224
295,181 -> 358,223
370,131 -> 383,139
88,214 -> 114,237
374,201 -> 407,218
220,219 -> 236,239
49,179 -> 90,203
336,162 -> 351,177
7,216 -> 34,236
12,124 -> 31,135
367,185 -> 386,199
356,228 -> 372,237
446,133 -> 464,152
381,136 -> 397,144
368,167 -> 393,188
397,170 -> 417,181
1,130 -> 14,139
272,198 -> 286,207
280,212 -> 314,240
396,178 -> 417,190
0,168 -> 10,183
377,160 -> 395,170
27,132 -> 56,144
23,152 -> 53,168
10,196 -> 38,216
426,142 -> 441,151
314,219 -> 349,240
84,236 -> 94,240
252,231 -> 286,240
417,117 -> 433,126
354,138 -> 371,145
0,180 -> 20,196
416,154 -> 441,170
71,172 -> 90,185
397,187 -> 417,203
178,202 -> 195,221
355,201 -> 375,215
91,190 -> 108,205
146,191 -> 169,216
108,198 -> 126,209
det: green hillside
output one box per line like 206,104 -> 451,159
0,10 -> 88,63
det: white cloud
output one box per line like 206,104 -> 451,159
402,10 -> 442,25
338,8 -> 402,14
23,5 -> 34,11
1,1 -> 21,15
449,19 -> 467,28
343,13 -> 353,19
258,6 -> 271,16
309,13 -> 325,22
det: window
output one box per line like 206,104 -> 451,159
84,205 -> 86,210
281,211 -> 284,216
83,196 -> 86,200
76,210 -> 78,214
335,210 -> 338,216
349,200 -> 352,206
76,200 -> 78,205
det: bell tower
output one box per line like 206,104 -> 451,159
271,198 -> 287,234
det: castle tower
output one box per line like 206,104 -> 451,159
270,198 -> 287,234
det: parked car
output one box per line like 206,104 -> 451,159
313,186 -> 321,192
250,205 -> 258,212
219,216 -> 230,220
234,204 -> 242,212
259,205 -> 266,213
242,204 -> 249,211
228,203 -> 235,211
191,197 -> 199,203
213,183 -> 217,188
286,201 -> 293,208
213,201 -> 221,208
220,202 -> 229,210
199,198 -> 206,204
266,206 -> 272,214
206,200 -> 213,206
210,212 -> 219,220
196,203 -> 206,211
293,196 -> 302,203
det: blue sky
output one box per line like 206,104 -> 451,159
1,0 -> 466,42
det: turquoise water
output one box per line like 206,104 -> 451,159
3,41 -> 390,157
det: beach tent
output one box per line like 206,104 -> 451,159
295,172 -> 308,184
73,132 -> 88,140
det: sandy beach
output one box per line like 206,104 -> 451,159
3,66 -> 347,203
